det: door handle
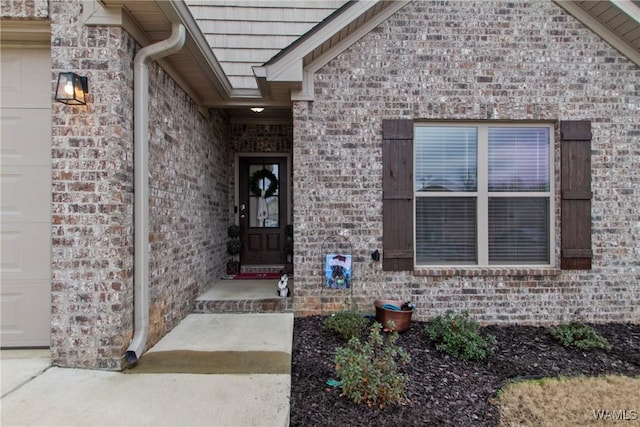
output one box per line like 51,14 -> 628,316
240,203 -> 246,219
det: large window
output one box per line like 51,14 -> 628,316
415,124 -> 553,266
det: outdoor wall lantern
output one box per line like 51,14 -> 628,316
55,72 -> 89,105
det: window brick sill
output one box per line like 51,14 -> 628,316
413,267 -> 561,277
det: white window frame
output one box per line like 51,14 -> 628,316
414,122 -> 555,268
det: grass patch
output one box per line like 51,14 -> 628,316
496,375 -> 640,426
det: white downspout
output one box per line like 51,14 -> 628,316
126,23 -> 186,364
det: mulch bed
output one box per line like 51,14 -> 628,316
290,316 -> 640,426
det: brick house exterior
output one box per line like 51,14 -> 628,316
292,1 -> 640,323
1,0 -> 638,370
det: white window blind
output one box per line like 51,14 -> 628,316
488,128 -> 550,192
416,197 -> 477,264
415,127 -> 477,192
414,124 -> 553,267
488,198 -> 550,264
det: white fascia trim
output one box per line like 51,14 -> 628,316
613,0 -> 640,24
229,87 -> 264,99
292,0 -> 409,101
290,70 -> 314,101
554,1 -> 640,66
83,0 -> 122,26
262,0 -> 382,84
83,1 -> 147,44
252,65 -> 272,100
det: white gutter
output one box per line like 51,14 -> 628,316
126,23 -> 186,364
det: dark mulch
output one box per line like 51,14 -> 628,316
290,316 -> 640,427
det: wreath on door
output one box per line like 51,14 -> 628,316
249,168 -> 278,198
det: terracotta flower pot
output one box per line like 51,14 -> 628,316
374,299 -> 414,332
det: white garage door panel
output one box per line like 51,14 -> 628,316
1,46 -> 51,347
0,49 -> 52,108
1,109 -> 52,166
1,281 -> 51,347
1,165 -> 51,222
1,223 -> 51,280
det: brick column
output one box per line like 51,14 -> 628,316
50,0 -> 135,369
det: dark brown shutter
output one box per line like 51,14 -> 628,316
382,119 -> 414,271
560,121 -> 592,270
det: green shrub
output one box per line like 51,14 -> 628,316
226,240 -> 241,256
323,310 -> 369,341
335,322 -> 410,408
227,225 -> 240,238
425,310 -> 496,361
550,322 -> 611,351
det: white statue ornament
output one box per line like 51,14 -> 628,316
277,274 -> 290,297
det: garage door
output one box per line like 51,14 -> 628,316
1,48 -> 52,347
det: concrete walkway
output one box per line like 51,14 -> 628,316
1,313 -> 293,427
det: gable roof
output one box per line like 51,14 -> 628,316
92,0 -> 639,122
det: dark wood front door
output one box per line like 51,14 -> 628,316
239,157 -> 287,265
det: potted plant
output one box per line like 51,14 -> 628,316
283,224 -> 293,275
226,224 -> 241,275
373,299 -> 415,332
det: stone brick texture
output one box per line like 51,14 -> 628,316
146,70 -> 228,352
292,0 -> 640,324
0,0 -> 48,18
50,0 -> 229,369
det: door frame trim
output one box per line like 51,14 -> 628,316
233,152 -> 292,228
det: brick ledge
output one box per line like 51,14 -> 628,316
413,267 -> 561,277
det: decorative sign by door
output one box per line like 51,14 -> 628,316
325,253 -> 352,289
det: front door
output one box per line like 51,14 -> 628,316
239,157 -> 287,265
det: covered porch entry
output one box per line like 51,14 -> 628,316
201,131 -> 294,313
